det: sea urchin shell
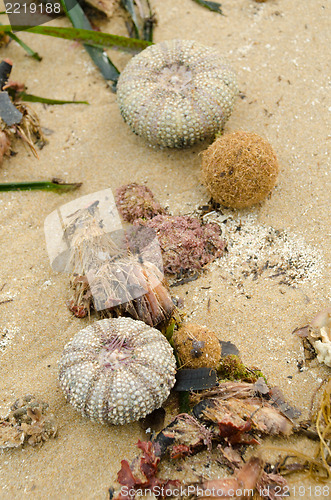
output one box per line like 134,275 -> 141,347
117,39 -> 238,148
59,317 -> 177,425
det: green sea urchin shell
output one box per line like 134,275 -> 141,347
59,317 -> 176,425
116,39 -> 238,148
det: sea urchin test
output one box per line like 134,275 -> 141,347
59,317 -> 176,425
116,39 -> 238,148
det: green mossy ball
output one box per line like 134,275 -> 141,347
201,131 -> 279,208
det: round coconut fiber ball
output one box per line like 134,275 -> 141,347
201,131 -> 279,208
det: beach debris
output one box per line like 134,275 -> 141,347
294,308 -> 331,367
0,129 -> 10,166
156,383 -> 295,457
174,367 -> 218,391
260,378 -> 330,482
64,204 -> 174,325
173,323 -> 222,370
193,457 -> 264,499
0,90 -> 23,126
59,317 -> 177,425
192,0 -> 224,15
193,397 -> 293,443
115,183 -> 165,223
0,178 -> 82,193
0,395 -> 57,449
154,413 -> 214,459
116,39 -> 238,148
201,131 -> 279,208
135,215 -> 225,278
0,60 -> 46,158
218,354 -> 266,383
61,0 -> 126,89
0,31 -> 10,48
111,430 -> 288,499
109,375 -> 300,497
110,440 -> 180,499
192,381 -> 301,422
121,0 -> 157,42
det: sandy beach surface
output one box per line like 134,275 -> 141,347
0,0 -> 330,498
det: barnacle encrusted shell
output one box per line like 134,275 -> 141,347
116,39 -> 238,148
58,317 -> 177,425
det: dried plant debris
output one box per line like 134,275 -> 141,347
0,395 -> 57,449
121,0 -> 157,41
0,129 -> 10,166
163,383 -> 295,453
65,204 -> 174,326
136,215 -> 225,279
115,183 -> 165,223
294,308 -> 331,367
192,381 -> 300,422
110,413 -> 290,498
203,209 -> 323,289
312,376 -> 331,477
111,440 -> 180,500
261,378 -> 330,482
109,381 -> 299,498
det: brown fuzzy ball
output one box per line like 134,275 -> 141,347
173,323 -> 222,370
201,131 -> 279,208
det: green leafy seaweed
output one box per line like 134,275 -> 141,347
192,0 -> 223,15
18,92 -> 89,105
0,179 -> 82,193
0,26 -> 150,53
6,31 -> 42,61
121,0 -> 140,39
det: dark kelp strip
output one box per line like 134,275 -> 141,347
192,0 -> 224,15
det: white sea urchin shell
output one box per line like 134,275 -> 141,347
116,39 -> 238,148
59,317 -> 176,425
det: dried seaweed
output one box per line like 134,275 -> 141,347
0,395 -> 57,449
261,377 -> 331,481
65,205 -> 175,326
197,457 -> 263,499
115,440 -> 180,499
110,379 -> 298,498
0,24 -> 150,53
294,308 -> 331,367
115,183 -> 165,223
218,354 -> 266,383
